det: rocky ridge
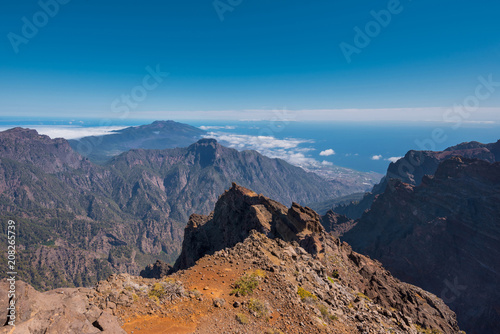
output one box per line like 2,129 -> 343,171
1,184 -> 462,333
334,139 -> 500,219
342,157 -> 500,334
0,128 -> 361,290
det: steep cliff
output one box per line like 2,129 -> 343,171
343,157 -> 500,334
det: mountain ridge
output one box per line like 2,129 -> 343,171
340,156 -> 500,334
0,127 -> 357,290
69,120 -> 207,164
0,183 -> 462,333
333,139 -> 500,219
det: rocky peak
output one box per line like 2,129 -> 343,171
0,127 -> 85,173
320,210 -> 356,238
334,139 -> 500,220
186,138 -> 221,167
168,184 -> 461,333
174,183 -> 325,270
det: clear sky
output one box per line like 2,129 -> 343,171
1,0 -> 499,121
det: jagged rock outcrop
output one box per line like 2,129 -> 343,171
343,157 -> 500,334
139,260 -> 172,279
171,183 -> 461,333
320,210 -> 356,237
174,183 -> 325,270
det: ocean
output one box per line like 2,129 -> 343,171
1,117 -> 498,174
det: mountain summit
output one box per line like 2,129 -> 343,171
175,183 -> 325,270
69,120 -> 206,163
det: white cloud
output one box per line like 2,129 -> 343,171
321,160 -> 333,166
0,126 -> 127,140
371,155 -> 383,160
386,156 -> 403,163
319,149 -> 335,156
203,131 -> 324,168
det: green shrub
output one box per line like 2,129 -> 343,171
356,292 -> 372,302
231,271 -> 265,296
248,298 -> 270,319
148,280 -> 185,302
297,286 -> 317,302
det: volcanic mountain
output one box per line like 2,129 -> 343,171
0,184 -> 462,334
0,127 -> 355,290
333,139 -> 500,219
69,120 -> 206,164
338,157 -> 500,334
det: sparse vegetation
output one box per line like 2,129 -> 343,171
148,280 -> 185,302
248,298 -> 270,319
149,283 -> 165,299
316,302 -> 338,322
231,270 -> 265,296
189,289 -> 202,298
297,286 -> 317,302
356,292 -> 372,302
236,313 -> 249,324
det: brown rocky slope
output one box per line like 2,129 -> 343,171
342,157 -> 500,334
1,184 -> 462,333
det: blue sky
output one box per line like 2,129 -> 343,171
1,0 -> 499,121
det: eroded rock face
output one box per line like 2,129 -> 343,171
171,183 -> 461,333
344,157 -> 500,334
320,210 -> 356,237
334,139 -> 500,219
0,280 -> 125,334
174,183 -> 326,270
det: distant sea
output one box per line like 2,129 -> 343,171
1,117 -> 499,174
